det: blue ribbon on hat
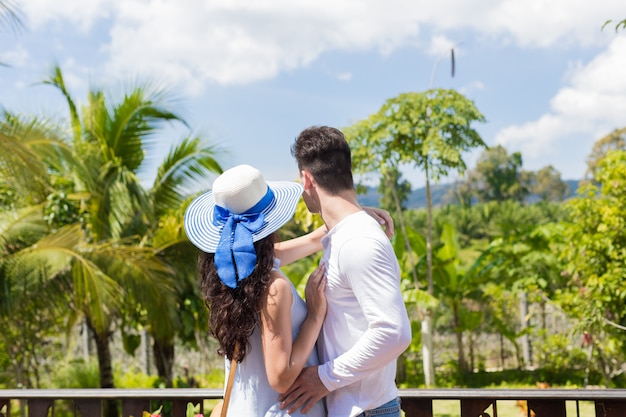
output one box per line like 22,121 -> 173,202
212,188 -> 275,288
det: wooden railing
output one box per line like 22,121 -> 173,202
1,388 -> 626,416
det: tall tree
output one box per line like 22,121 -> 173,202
378,165 -> 412,212
346,88 -> 486,386
433,223 -> 485,373
471,220 -> 565,368
471,145 -> 530,202
560,150 -> 626,386
531,165 -> 570,202
42,67 -> 195,412
141,137 -> 222,387
585,127 -> 626,181
0,113 -> 77,387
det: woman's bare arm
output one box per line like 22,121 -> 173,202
274,207 -> 393,266
260,265 -> 326,393
274,226 -> 326,266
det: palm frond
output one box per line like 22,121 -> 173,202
4,224 -> 82,287
0,0 -> 23,33
86,239 -> 178,338
0,112 -> 71,202
0,204 -> 48,251
106,87 -> 185,172
151,136 -> 223,217
41,66 -> 82,145
0,223 -> 121,329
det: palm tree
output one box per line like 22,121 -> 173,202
44,66 -> 223,394
140,136 -> 223,387
0,106 -> 175,404
1,65 -> 223,399
41,67 -> 181,401
0,113 -> 75,387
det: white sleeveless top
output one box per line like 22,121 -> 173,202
222,267 -> 326,417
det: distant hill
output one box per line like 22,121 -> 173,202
357,179 -> 582,209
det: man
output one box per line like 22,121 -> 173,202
279,125 -> 412,417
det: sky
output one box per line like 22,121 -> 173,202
1,0 -> 626,190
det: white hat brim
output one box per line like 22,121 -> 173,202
184,181 -> 304,253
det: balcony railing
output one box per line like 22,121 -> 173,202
1,388 -> 625,416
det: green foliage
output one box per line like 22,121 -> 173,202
346,88 -> 486,180
535,333 -> 587,374
43,191 -> 82,228
560,150 -> 626,327
602,19 -> 626,32
50,359 -> 101,388
116,367 -> 161,388
437,368 -> 603,389
559,150 -> 626,385
0,65 -> 224,392
378,166 -> 412,212
471,145 -> 530,203
406,200 -> 566,249
585,127 -> 626,180
531,165 -> 570,202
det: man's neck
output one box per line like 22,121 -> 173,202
318,189 -> 362,231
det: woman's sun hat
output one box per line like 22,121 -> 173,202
184,164 -> 303,288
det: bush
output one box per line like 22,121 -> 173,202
49,359 -> 100,388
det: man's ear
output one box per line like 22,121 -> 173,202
301,170 -> 315,190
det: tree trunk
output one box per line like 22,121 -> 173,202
421,165 -> 436,386
425,167 -> 434,296
453,302 -> 467,372
153,339 -> 175,388
141,329 -> 151,375
87,318 -> 117,417
82,319 -> 92,363
396,353 -> 407,384
519,292 -> 532,368
386,169 -> 426,385
500,333 -> 505,369
421,314 -> 435,386
469,332 -> 475,372
387,171 -> 419,290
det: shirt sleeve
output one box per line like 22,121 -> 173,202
317,236 -> 412,391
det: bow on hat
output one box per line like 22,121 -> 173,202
212,189 -> 274,288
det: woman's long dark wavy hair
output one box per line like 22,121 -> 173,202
199,233 -> 276,362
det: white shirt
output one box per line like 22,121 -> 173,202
317,211 -> 412,417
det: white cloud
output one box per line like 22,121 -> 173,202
495,36 -> 626,158
18,0 -> 626,89
1,44 -> 29,67
426,35 -> 457,57
21,0 -> 112,31
424,0 -> 625,48
100,0 -> 423,89
335,72 -> 353,81
459,81 -> 485,96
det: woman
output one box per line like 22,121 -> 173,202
184,164 -> 392,416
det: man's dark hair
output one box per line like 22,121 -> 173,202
291,125 -> 354,193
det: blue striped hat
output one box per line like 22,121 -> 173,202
184,164 -> 303,287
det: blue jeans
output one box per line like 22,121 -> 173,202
357,398 -> 401,417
